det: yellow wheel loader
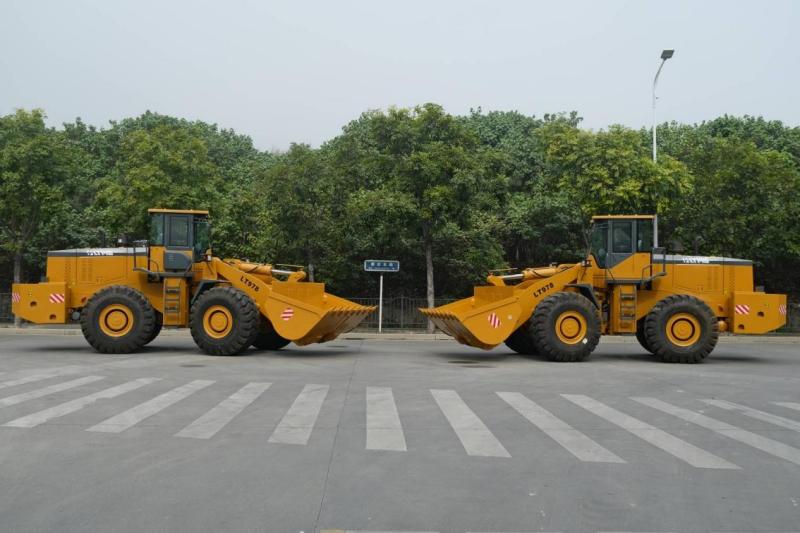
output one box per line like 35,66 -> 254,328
421,215 -> 787,363
12,209 -> 375,355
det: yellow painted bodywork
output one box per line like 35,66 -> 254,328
12,246 -> 374,346
421,251 -> 787,350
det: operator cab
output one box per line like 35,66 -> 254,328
590,215 -> 657,269
147,208 -> 211,273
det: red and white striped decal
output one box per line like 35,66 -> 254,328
48,293 -> 65,304
779,304 -> 787,316
11,292 -> 21,304
280,307 -> 294,321
488,312 -> 501,329
734,304 -> 751,316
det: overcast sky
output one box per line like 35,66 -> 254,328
2,0 -> 798,151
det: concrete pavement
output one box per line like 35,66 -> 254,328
0,334 -> 799,532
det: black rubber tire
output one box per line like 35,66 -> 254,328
635,319 -> 654,354
144,312 -> 163,345
504,323 -> 537,355
80,285 -> 156,354
644,295 -> 718,363
252,316 -> 291,350
528,292 -> 600,362
189,286 -> 260,356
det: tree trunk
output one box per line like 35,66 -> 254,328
13,251 -> 22,327
306,248 -> 315,282
424,226 -> 435,333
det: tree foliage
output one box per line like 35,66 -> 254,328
2,106 -> 799,306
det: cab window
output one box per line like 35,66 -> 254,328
590,221 -> 609,268
149,214 -> 164,245
612,220 -> 633,253
193,218 -> 210,258
637,219 -> 654,252
168,215 -> 190,247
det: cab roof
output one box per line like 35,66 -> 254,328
591,214 -> 656,220
148,208 -> 209,215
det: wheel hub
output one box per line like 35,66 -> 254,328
666,313 -> 701,347
204,305 -> 233,339
555,311 -> 587,345
98,304 -> 134,337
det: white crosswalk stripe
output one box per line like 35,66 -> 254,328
562,394 -> 738,469
4,378 -> 160,428
366,386 -> 407,451
175,382 -> 271,439
321,530 -> 439,533
0,375 -> 104,408
498,392 -> 624,463
703,399 -> 800,433
87,380 -> 214,433
633,397 -> 800,466
0,372 -> 65,391
774,401 -> 800,412
431,389 -> 510,458
268,384 -> 329,445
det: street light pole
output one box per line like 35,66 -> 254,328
652,49 -> 674,163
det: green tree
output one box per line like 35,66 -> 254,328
668,137 -> 800,293
329,104 -> 506,328
0,109 -> 87,324
91,124 -> 222,238
540,122 -> 692,218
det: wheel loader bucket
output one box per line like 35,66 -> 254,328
264,281 -> 376,346
419,286 -> 522,350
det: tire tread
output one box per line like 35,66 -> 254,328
80,285 -> 156,354
644,294 -> 718,363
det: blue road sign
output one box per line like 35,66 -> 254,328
363,259 -> 400,272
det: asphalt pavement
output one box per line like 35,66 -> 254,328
0,332 -> 799,533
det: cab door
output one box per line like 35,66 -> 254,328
606,219 -> 635,270
164,214 -> 194,271
606,218 -> 657,280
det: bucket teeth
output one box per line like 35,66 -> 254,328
293,303 -> 376,346
419,306 -> 498,350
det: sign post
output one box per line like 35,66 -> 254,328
363,260 -> 400,333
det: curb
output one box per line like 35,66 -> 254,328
0,327 -> 798,344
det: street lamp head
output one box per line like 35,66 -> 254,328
661,49 -> 674,60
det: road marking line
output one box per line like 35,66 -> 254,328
0,373 -> 64,391
320,530 -> 439,533
3,378 -> 160,428
633,397 -> 800,466
0,375 -> 104,408
268,384 -> 329,445
774,401 -> 800,412
497,392 -> 625,463
431,389 -> 510,458
87,380 -> 214,433
366,386 -> 407,451
175,382 -> 271,439
562,394 -> 738,469
703,399 -> 800,433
